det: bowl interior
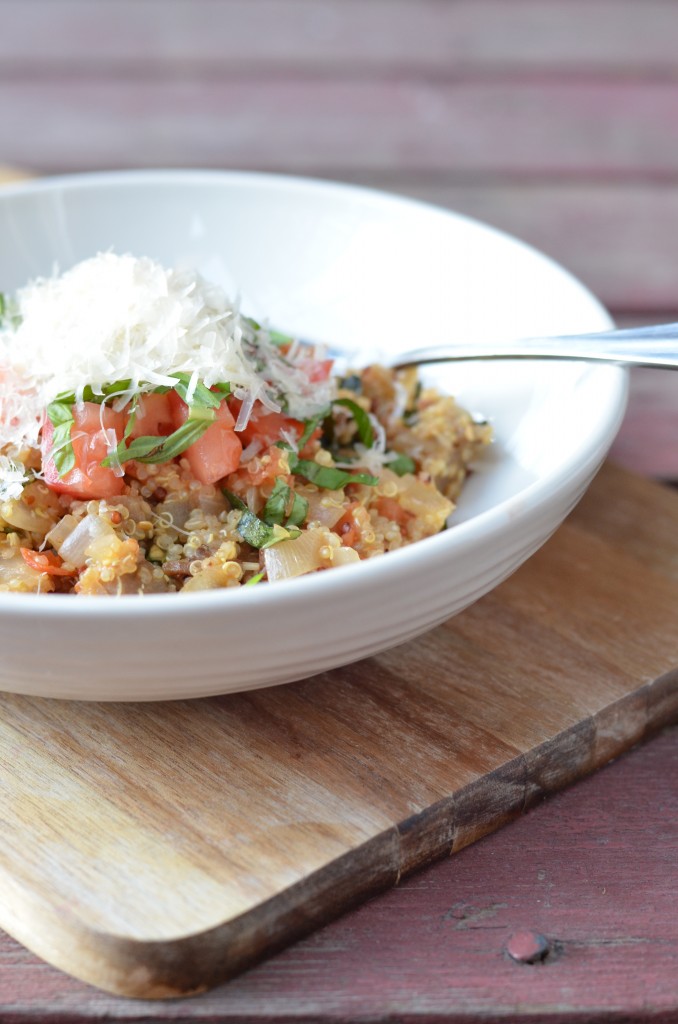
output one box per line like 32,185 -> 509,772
0,170 -> 625,535
0,171 -> 629,699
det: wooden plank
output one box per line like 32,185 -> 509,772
2,726 -> 677,1020
0,464 -> 677,997
2,0 -> 678,73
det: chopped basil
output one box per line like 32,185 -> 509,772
46,401 -> 76,476
286,490 -> 309,528
0,293 -> 5,320
333,397 -> 374,448
263,477 -> 309,528
223,489 -> 246,512
290,455 -> 378,489
297,410 -> 329,452
123,394 -> 140,440
101,373 -> 227,469
244,571 -> 265,586
277,446 -> 379,489
54,379 -> 134,406
236,510 -> 277,548
225,483 -> 306,547
103,418 -> 212,467
268,329 -> 294,347
243,316 -> 294,350
236,510 -> 300,549
223,490 -> 275,549
262,478 -> 291,524
170,371 -> 221,410
387,452 -> 417,476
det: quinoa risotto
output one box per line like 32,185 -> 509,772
0,254 -> 491,595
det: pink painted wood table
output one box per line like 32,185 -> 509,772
2,2 -> 678,1019
1,697 -> 677,1022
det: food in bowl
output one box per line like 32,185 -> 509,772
0,252 -> 491,595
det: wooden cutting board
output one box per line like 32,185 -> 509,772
1,462 -> 678,999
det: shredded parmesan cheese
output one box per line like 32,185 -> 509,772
0,252 -> 335,495
0,455 -> 28,501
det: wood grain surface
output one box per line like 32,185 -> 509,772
0,463 -> 677,1000
2,725 -> 678,1021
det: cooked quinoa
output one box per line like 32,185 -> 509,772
0,254 -> 491,595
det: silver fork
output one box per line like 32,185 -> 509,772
390,321 -> 678,371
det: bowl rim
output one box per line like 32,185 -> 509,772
0,168 -> 628,618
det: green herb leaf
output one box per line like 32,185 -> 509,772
296,410 -> 329,452
236,510 -> 277,548
54,379 -> 134,407
46,401 -> 75,428
286,490 -> 309,528
244,571 -> 265,586
269,329 -> 294,347
236,511 -> 300,549
103,419 -> 211,467
223,489 -> 247,512
387,452 -> 416,476
123,394 -> 140,440
262,477 -> 309,529
263,525 -> 301,548
170,372 -> 221,410
333,397 -> 374,447
0,293 -> 5,321
290,456 -> 378,489
46,401 -> 76,476
224,488 -> 303,549
262,478 -> 291,525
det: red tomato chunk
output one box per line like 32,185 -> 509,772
168,392 -> 243,485
41,403 -> 126,500
128,392 -> 174,439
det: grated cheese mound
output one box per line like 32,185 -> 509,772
0,455 -> 28,501
0,252 -> 335,491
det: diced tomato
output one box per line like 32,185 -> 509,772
128,392 -> 174,439
42,402 -> 126,500
168,392 -> 243,485
333,501 -> 362,548
20,548 -> 77,577
242,408 -> 304,449
228,397 -> 313,451
375,495 -> 412,529
297,356 -> 334,383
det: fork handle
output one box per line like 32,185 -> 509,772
392,322 -> 678,371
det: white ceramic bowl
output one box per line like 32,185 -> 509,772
0,170 -> 627,701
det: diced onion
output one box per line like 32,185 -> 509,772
263,527 -> 359,581
303,490 -> 346,529
56,513 -> 119,567
45,513 -> 80,551
264,530 -> 328,581
1,499 -> 51,537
